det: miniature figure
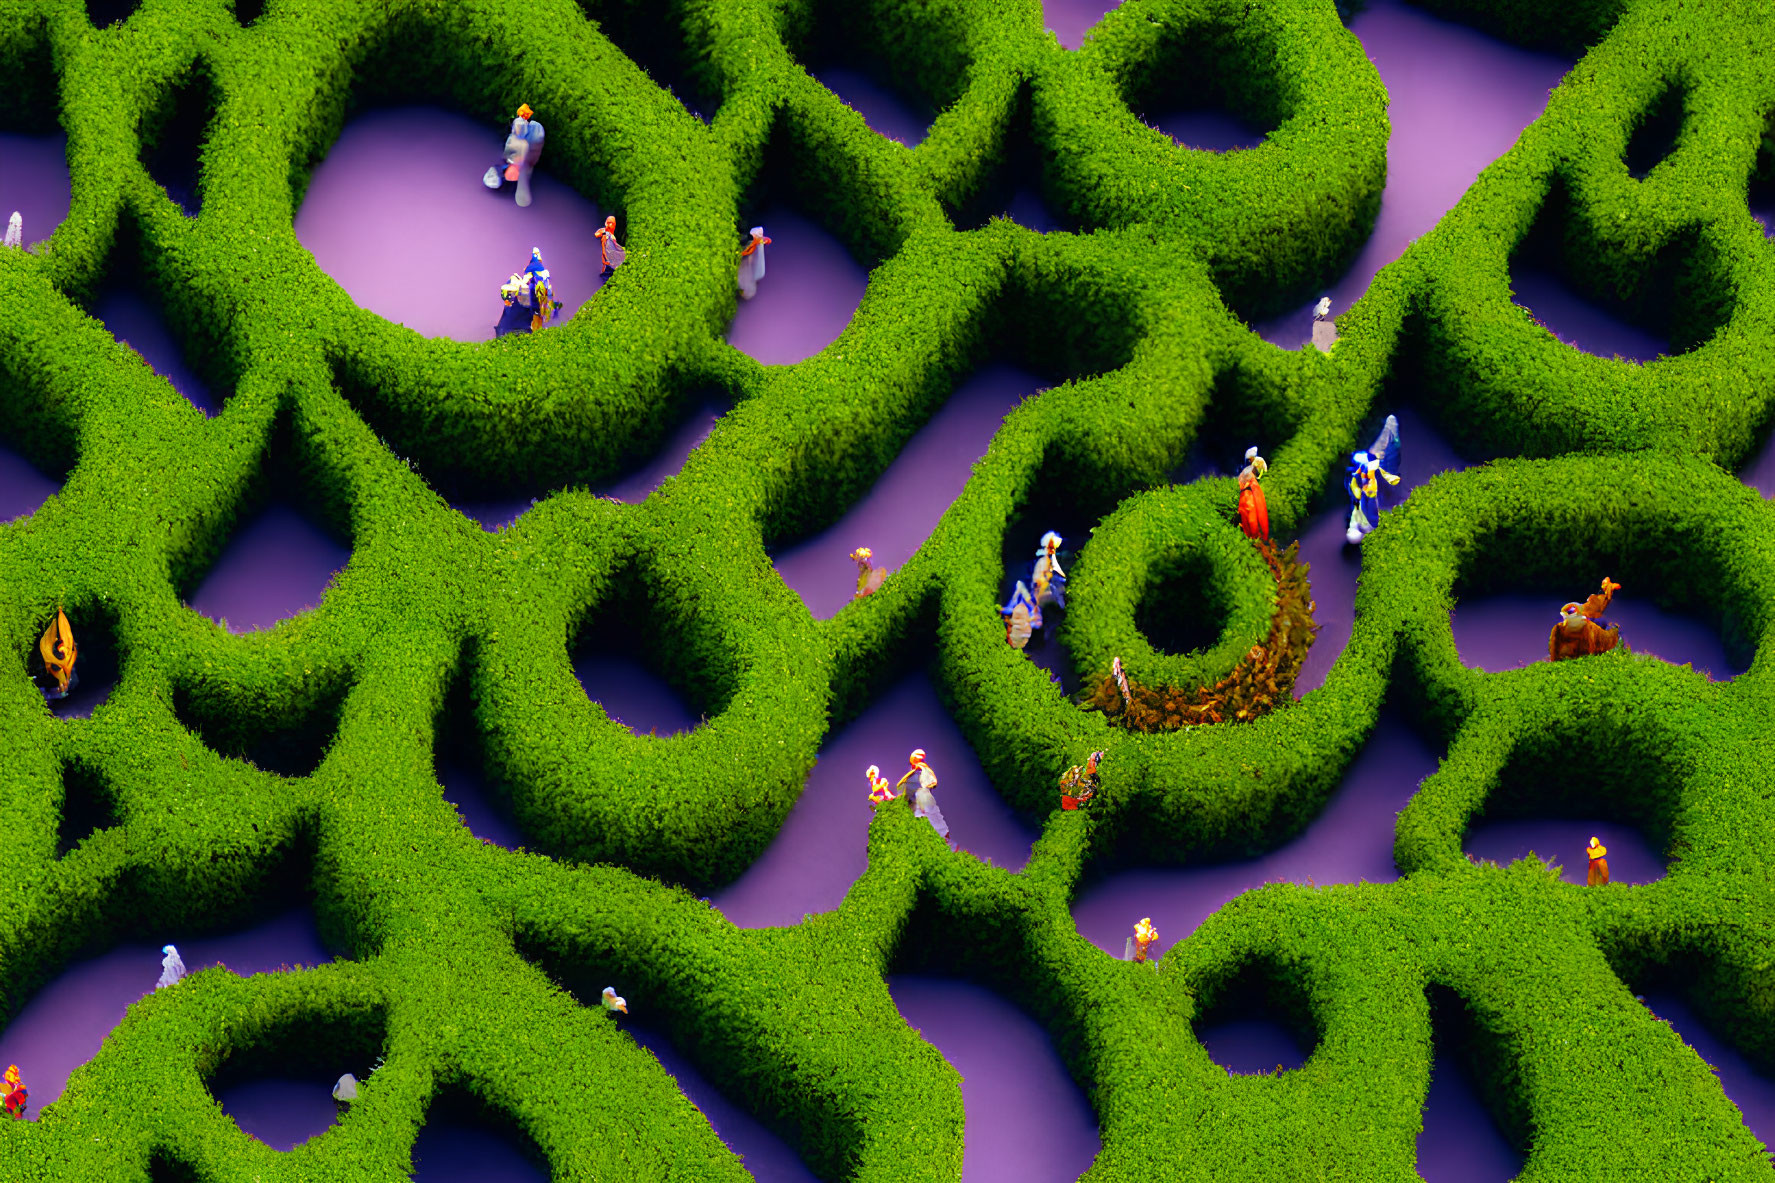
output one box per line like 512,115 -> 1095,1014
1031,532 -> 1067,611
595,215 -> 626,277
496,248 -> 563,336
1345,413 -> 1401,544
1313,297 -> 1331,321
3,212 -> 19,250
483,104 -> 546,207
1125,917 -> 1158,963
737,226 -> 771,300
1549,577 -> 1622,662
157,944 -> 186,989
894,749 -> 949,841
1237,445 -> 1269,542
332,1073 -> 358,1107
1059,750 -> 1103,810
1586,836 -> 1609,886
3,1065 -> 24,1120
1000,580 -> 1041,649
866,764 -> 896,803
38,607 -> 76,700
601,986 -> 628,1014
1111,656 -> 1132,709
850,546 -> 889,598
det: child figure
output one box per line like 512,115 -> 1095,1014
595,215 -> 626,277
4,212 -> 20,250
999,580 -> 1041,649
1237,446 -> 1269,541
3,1065 -> 24,1120
894,749 -> 949,841
850,547 -> 889,598
866,764 -> 895,803
737,226 -> 771,299
1345,414 -> 1401,545
157,944 -> 186,989
1586,836 -> 1609,886
1548,578 -> 1622,662
38,608 -> 76,699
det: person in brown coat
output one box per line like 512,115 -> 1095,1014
1549,577 -> 1622,662
1586,836 -> 1609,886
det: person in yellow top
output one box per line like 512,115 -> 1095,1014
39,607 -> 76,699
1128,917 -> 1159,963
1586,836 -> 1609,886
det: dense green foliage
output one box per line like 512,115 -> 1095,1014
0,0 -> 1773,1178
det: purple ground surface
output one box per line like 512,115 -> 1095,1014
0,443 -> 58,523
1463,819 -> 1664,886
1743,428 -> 1775,499
1255,0 -> 1574,350
452,391 -> 730,531
0,131 -> 70,252
410,1113 -> 551,1183
1198,1017 -> 1309,1075
1641,992 -> 1775,1154
1152,110 -> 1267,153
772,362 -> 1035,619
1070,703 -> 1440,960
714,669 -> 1039,929
187,502 -> 350,632
625,1022 -> 820,1182
814,67 -> 932,147
294,106 -> 612,343
216,1071 -> 342,1151
1510,265 -> 1666,363
888,975 -> 1102,1183
571,651 -> 703,738
435,745 -> 524,850
0,906 -> 329,1117
1043,0 -> 1119,50
92,284 -> 223,415
726,204 -> 868,364
1418,1040 -> 1524,1180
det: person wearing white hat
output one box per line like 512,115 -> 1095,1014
737,226 -> 771,299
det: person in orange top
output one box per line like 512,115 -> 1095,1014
865,764 -> 895,803
1586,836 -> 1609,886
1236,446 -> 1269,541
39,607 -> 76,698
1130,917 -> 1159,963
1549,577 -> 1622,662
737,226 -> 771,299
595,215 -> 626,277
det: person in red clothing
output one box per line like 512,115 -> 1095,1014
595,215 -> 626,278
1236,446 -> 1269,541
4,1064 -> 26,1119
1549,577 -> 1622,662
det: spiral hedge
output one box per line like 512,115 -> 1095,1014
0,0 -> 1774,1177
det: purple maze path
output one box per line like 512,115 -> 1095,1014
409,1089 -> 550,1182
0,443 -> 57,524
1510,265 -> 1666,363
1043,0 -> 1119,50
216,1069 -> 343,1152
572,651 -> 701,738
92,285 -> 222,415
294,106 -> 611,344
814,68 -> 932,148
1463,818 -> 1663,887
452,390 -> 730,531
187,502 -> 350,632
1418,1037 -> 1524,1180
726,205 -> 868,365
1198,1017 -> 1309,1075
888,975 -> 1102,1183
773,362 -> 1033,619
1151,110 -> 1267,153
714,668 -> 1039,929
1640,992 -> 1775,1154
0,906 -> 329,1118
1070,703 -> 1439,960
1256,0 -> 1574,350
624,1022 -> 820,1183
435,745 -> 524,851
0,131 -> 70,252
1451,590 -> 1744,681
